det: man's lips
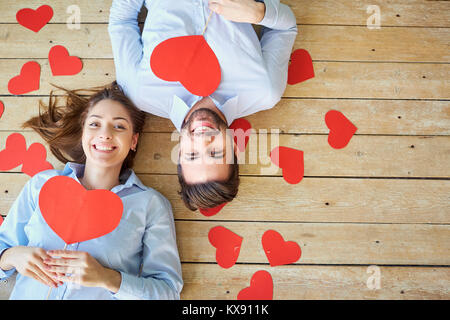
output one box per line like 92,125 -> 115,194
191,120 -> 217,133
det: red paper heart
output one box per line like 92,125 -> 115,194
262,230 -> 301,267
0,101 -> 4,119
39,176 -> 123,244
288,49 -> 315,85
22,143 -> 54,177
230,118 -> 252,153
199,202 -> 227,217
150,35 -> 221,96
0,133 -> 27,171
8,61 -> 41,95
48,45 -> 83,76
325,110 -> 357,149
270,146 -> 304,184
0,215 -> 3,226
208,226 -> 243,269
16,5 -> 53,33
237,270 -> 273,300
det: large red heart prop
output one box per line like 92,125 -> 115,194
262,230 -> 301,267
288,49 -> 315,85
150,35 -> 221,96
0,133 -> 27,171
48,45 -> 83,76
199,202 -> 227,217
208,226 -> 243,269
237,270 -> 273,300
8,61 -> 41,95
0,101 -> 4,119
22,143 -> 54,177
229,118 -> 252,153
16,5 -> 53,33
39,176 -> 123,244
325,110 -> 357,149
270,146 -> 304,184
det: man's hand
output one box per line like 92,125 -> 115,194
209,0 -> 266,24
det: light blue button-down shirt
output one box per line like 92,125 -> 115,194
108,0 -> 298,131
0,163 -> 183,300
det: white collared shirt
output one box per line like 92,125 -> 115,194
109,0 -> 298,131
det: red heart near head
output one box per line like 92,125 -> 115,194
22,143 -> 54,177
0,101 -> 4,119
16,5 -> 53,33
39,176 -> 124,244
262,230 -> 301,267
0,215 -> 3,226
150,35 -> 221,96
199,202 -> 227,217
270,146 -> 304,184
230,118 -> 252,153
48,45 -> 83,76
288,49 -> 315,85
325,110 -> 357,149
208,226 -> 243,269
8,61 -> 41,95
237,270 -> 273,300
0,133 -> 27,171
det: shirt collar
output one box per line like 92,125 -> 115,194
62,162 -> 147,193
169,94 -> 239,132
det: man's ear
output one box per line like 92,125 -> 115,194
233,139 -> 241,161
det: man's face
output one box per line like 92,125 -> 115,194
179,108 -> 235,184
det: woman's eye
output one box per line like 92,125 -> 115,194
89,122 -> 99,127
115,124 -> 126,130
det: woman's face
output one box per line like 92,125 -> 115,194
81,99 -> 139,170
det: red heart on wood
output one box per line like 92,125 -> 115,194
288,49 -> 315,85
262,230 -> 301,267
237,270 -> 273,300
325,110 -> 357,149
16,5 -> 53,33
150,35 -> 221,96
0,101 -> 4,119
230,118 -> 252,153
208,226 -> 243,269
48,45 -> 83,76
0,215 -> 3,226
8,61 -> 41,95
270,146 -> 304,184
22,143 -> 54,177
39,176 -> 123,244
0,133 -> 27,171
199,202 -> 227,217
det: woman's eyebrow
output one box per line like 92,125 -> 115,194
88,115 -> 129,123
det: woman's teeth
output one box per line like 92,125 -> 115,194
95,145 -> 115,151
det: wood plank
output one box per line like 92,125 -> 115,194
1,131 -> 449,178
1,60 -> 448,100
174,221 -> 450,265
2,174 -> 449,224
2,97 -> 449,136
1,0 -> 448,27
2,24 -> 449,62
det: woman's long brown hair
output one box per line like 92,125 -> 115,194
23,81 -> 146,172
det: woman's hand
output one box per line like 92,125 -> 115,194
0,246 -> 62,288
44,250 -> 121,292
209,0 -> 266,24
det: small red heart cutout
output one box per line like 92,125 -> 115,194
8,61 -> 41,95
270,146 -> 304,184
262,230 -> 301,267
39,176 -> 123,244
208,226 -> 243,269
237,270 -> 273,300
21,143 -> 54,177
0,101 -> 4,119
199,202 -> 227,217
150,35 -> 221,96
16,5 -> 53,33
288,49 -> 315,85
0,215 -> 3,226
0,133 -> 27,171
325,110 -> 357,149
229,118 -> 252,153
48,45 -> 83,76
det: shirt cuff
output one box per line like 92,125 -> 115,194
0,247 -> 16,280
258,0 -> 277,28
111,271 -> 138,300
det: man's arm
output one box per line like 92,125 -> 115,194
108,0 -> 145,91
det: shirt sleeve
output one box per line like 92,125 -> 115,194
108,0 -> 145,94
256,0 -> 298,107
112,192 -> 183,300
0,178 -> 36,280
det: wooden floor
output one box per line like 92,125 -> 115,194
0,0 -> 449,299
